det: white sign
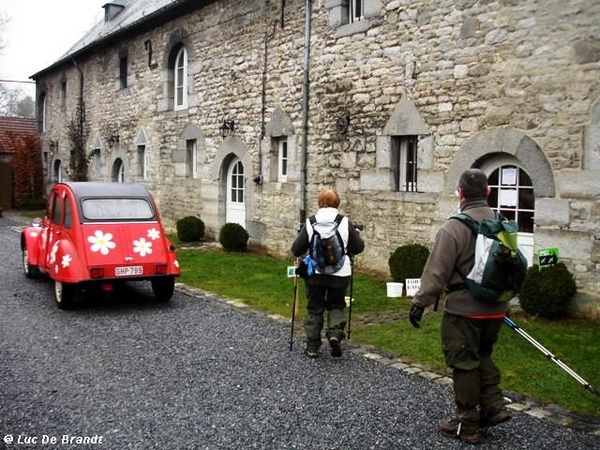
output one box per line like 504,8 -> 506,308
501,167 -> 517,185
499,189 -> 517,207
287,266 -> 297,278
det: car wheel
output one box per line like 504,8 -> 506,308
55,281 -> 75,309
22,248 -> 40,278
151,277 -> 175,302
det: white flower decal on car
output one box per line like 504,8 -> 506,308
49,242 -> 59,264
133,238 -> 153,257
61,254 -> 72,269
147,228 -> 161,240
88,230 -> 116,255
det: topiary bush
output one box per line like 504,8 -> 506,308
176,216 -> 205,242
388,243 -> 430,282
519,262 -> 577,320
219,222 -> 249,252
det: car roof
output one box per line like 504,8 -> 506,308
60,182 -> 152,200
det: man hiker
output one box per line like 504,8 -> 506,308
408,168 -> 511,444
291,189 -> 364,358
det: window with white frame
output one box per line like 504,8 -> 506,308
137,145 -> 150,179
391,136 -> 418,192
278,139 -> 288,182
186,139 -> 198,179
174,46 -> 188,110
91,149 -> 101,180
486,164 -> 534,233
348,0 -> 364,23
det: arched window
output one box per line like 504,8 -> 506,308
485,163 -> 534,233
112,158 -> 125,183
53,159 -> 62,183
174,46 -> 188,110
480,156 -> 535,265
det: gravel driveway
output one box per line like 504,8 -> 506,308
1,214 -> 598,450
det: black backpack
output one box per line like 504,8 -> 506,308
309,214 -> 346,275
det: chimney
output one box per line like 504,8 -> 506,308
103,1 -> 126,22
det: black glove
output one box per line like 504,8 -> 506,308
409,304 -> 425,328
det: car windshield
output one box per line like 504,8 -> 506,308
82,198 -> 155,221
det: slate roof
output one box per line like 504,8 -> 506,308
31,0 -> 209,79
0,117 -> 37,153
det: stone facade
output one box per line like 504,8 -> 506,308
34,0 -> 600,316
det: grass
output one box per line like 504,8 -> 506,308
175,244 -> 600,418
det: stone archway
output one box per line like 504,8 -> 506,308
446,128 -> 555,198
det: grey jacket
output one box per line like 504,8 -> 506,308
413,199 -> 510,317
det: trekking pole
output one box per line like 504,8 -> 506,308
503,316 -> 600,397
289,259 -> 300,351
347,255 -> 354,340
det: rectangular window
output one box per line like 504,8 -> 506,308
391,136 -> 418,192
349,0 -> 364,23
119,55 -> 128,89
60,80 -> 67,107
187,139 -> 198,179
92,149 -> 101,180
137,145 -> 150,179
278,139 -> 288,182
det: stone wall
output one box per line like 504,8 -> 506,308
37,0 -> 600,315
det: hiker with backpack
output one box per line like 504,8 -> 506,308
291,189 -> 364,358
408,168 -> 516,444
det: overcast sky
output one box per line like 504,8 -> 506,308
1,0 -> 106,97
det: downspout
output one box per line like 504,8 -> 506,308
300,0 -> 312,224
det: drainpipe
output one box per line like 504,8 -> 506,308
299,0 -> 312,225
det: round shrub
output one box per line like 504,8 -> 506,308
176,216 -> 205,242
388,243 -> 430,282
519,262 -> 577,320
219,222 -> 249,252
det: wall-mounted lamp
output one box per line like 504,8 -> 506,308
108,134 -> 120,148
48,140 -> 58,156
219,120 -> 235,139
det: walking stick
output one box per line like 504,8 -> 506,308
504,316 -> 600,397
289,259 -> 300,351
347,255 -> 354,340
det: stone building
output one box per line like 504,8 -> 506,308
31,0 -> 600,316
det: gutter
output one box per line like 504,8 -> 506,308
299,0 -> 312,224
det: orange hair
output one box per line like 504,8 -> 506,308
318,189 -> 341,208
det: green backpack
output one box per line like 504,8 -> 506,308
449,212 -> 528,303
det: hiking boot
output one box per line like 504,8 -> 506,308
304,347 -> 319,358
438,418 -> 481,444
480,406 -> 511,428
328,336 -> 342,357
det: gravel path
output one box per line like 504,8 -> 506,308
1,214 -> 598,449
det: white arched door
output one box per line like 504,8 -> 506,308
481,157 -> 534,266
226,157 -> 246,226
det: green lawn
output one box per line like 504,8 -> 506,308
176,246 -> 600,417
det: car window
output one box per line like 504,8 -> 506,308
51,195 -> 63,225
81,198 -> 154,221
64,199 -> 73,229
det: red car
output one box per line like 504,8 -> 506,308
21,182 -> 181,309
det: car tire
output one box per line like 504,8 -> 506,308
55,281 -> 75,309
151,277 -> 175,302
22,248 -> 40,278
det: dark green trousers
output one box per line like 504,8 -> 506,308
304,283 -> 347,349
441,313 -> 505,427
